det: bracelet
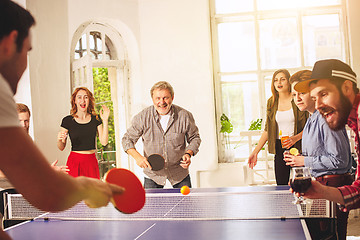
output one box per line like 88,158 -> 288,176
184,153 -> 192,158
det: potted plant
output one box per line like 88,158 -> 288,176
220,113 -> 235,162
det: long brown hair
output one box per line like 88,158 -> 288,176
270,69 -> 291,108
70,87 -> 97,118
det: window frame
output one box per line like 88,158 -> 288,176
210,0 -> 350,162
70,22 -> 131,173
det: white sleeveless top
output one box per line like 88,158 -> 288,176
276,109 -> 294,139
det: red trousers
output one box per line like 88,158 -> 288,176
66,152 -> 100,179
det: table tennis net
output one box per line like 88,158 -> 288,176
4,190 -> 335,221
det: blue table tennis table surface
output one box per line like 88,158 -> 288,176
5,186 -> 312,240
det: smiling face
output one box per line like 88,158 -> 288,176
75,89 -> 89,112
152,88 -> 173,115
273,72 -> 290,93
309,79 -> 352,130
291,82 -> 315,113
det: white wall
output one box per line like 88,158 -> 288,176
199,163 -> 248,187
27,0 -> 71,165
13,0 -> 34,138
138,0 -> 218,187
347,0 -> 360,77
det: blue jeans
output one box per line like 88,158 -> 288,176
144,174 -> 192,189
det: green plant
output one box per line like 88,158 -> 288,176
248,118 -> 265,150
220,116 -> 263,150
248,118 -> 262,131
93,68 -> 116,152
220,113 -> 233,149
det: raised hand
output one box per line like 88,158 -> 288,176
99,105 -> 110,121
58,130 -> 68,143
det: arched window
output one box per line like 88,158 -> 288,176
70,22 -> 130,178
74,31 -> 113,60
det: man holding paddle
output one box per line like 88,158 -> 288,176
0,2 -> 123,239
122,81 -> 201,188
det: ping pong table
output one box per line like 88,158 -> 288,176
4,186 -> 335,240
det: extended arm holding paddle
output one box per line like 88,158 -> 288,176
0,127 -> 124,212
126,148 -> 151,169
105,168 -> 145,214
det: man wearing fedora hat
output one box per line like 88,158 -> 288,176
294,59 -> 360,212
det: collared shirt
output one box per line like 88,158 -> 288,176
0,74 -> 20,128
302,110 -> 351,178
122,104 -> 201,185
338,93 -> 360,211
265,97 -> 308,154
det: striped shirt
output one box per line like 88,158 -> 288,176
122,104 -> 201,185
338,94 -> 360,211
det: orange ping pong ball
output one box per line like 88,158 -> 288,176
181,186 -> 190,195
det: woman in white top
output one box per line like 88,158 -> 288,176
248,69 -> 308,185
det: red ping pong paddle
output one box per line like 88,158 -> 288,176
104,168 -> 145,214
147,154 -> 165,171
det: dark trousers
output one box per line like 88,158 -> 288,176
144,174 -> 192,189
316,173 -> 354,240
274,139 -> 291,185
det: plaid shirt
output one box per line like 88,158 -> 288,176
338,93 -> 360,211
122,104 -> 201,186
